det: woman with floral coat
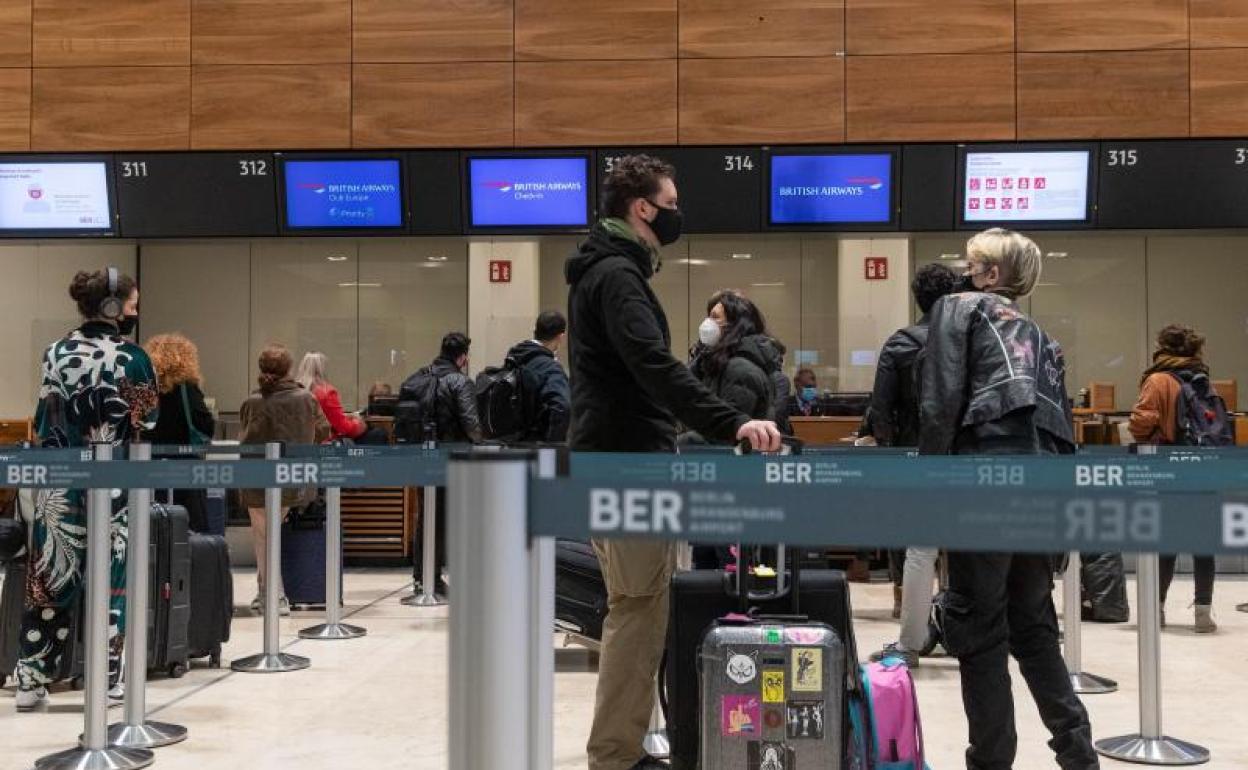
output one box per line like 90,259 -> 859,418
14,268 -> 158,712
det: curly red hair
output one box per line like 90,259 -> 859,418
144,333 -> 203,394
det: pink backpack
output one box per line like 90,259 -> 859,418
858,659 -> 927,770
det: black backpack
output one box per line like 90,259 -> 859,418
474,357 -> 532,442
1170,370 -> 1234,446
393,369 -> 442,444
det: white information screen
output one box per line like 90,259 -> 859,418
0,162 -> 111,230
963,150 -> 1090,222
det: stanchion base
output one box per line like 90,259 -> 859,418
643,729 -> 670,760
1235,602 -> 1248,614
34,746 -> 154,770
102,721 -> 188,749
1096,735 -> 1210,765
230,652 -> 311,673
400,592 -> 446,607
299,622 -> 367,640
1070,671 -> 1118,694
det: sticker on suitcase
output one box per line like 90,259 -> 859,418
726,649 -> 759,685
765,627 -> 783,645
787,700 -> 825,739
748,740 -> 796,770
762,669 -> 785,703
763,706 -> 785,732
784,627 -> 824,645
791,648 -> 823,692
722,695 -> 762,737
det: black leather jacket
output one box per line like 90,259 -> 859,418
919,292 -> 1075,455
426,358 -> 483,444
862,318 -> 928,447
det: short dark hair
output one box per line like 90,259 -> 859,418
440,332 -> 471,361
69,268 -> 136,319
600,154 -> 675,219
912,263 -> 959,314
794,368 -> 816,387
534,311 -> 567,342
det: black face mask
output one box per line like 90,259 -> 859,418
954,274 -> 977,293
117,315 -> 138,337
646,200 -> 683,246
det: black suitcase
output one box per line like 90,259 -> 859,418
281,502 -> 341,608
187,531 -> 232,667
664,550 -> 859,770
0,558 -> 86,689
148,504 -> 192,679
555,539 -> 607,641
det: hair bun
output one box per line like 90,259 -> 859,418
68,270 -> 96,303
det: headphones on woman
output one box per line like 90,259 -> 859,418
97,267 -> 123,320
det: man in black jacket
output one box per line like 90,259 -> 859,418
505,310 -> 571,443
920,229 -> 1098,770
568,154 -> 780,770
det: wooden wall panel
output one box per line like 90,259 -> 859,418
191,64 -> 349,148
846,0 -> 1013,55
33,0 -> 189,67
1017,51 -> 1189,139
0,69 -> 30,150
353,63 -> 513,148
679,57 -> 844,144
516,60 -> 676,146
0,0 -> 32,67
32,67 -> 189,149
192,0 -> 350,64
516,0 -> 675,60
352,0 -> 513,62
679,0 -> 843,58
846,54 -> 1014,141
1017,0 -> 1188,52
1192,49 -> 1248,136
1191,1 -> 1248,48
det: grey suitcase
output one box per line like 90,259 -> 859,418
700,619 -> 844,769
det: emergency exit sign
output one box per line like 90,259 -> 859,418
489,260 -> 512,283
865,257 -> 889,280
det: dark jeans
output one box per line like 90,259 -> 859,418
944,551 -> 1099,770
1159,555 -> 1215,605
412,487 -> 447,589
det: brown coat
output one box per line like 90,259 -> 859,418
1129,372 -> 1182,444
239,380 -> 331,508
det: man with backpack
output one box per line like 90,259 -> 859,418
477,311 -> 571,444
861,263 -> 957,664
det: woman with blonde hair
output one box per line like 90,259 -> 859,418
144,333 -> 216,531
296,351 -> 388,444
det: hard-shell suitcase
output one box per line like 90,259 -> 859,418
700,619 -> 844,770
281,501 -> 341,608
555,539 -> 607,641
187,531 -> 232,667
148,504 -> 192,678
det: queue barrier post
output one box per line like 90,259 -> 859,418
1095,552 -> 1211,766
402,484 -> 446,608
105,443 -> 189,748
1063,551 -> 1117,695
529,448 -> 557,770
35,443 -> 155,770
232,442 -> 310,673
448,448 -> 535,770
299,486 -> 365,640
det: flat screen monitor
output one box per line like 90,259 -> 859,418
0,160 -> 112,233
467,155 -> 590,230
282,158 -> 404,230
768,152 -> 895,226
960,149 -> 1092,225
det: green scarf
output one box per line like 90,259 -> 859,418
601,217 -> 661,274
1141,352 -> 1208,385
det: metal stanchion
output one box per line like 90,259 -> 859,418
448,449 -> 534,770
36,443 -> 154,770
403,484 -> 446,607
232,442 -> 310,673
300,486 -> 365,640
1095,552 -> 1210,765
105,443 -> 188,748
529,449 -> 556,770
1063,551 -> 1117,694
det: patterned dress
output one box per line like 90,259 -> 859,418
15,321 -> 158,690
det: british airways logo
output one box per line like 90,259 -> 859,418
483,180 -> 582,193
299,182 -> 327,194
847,176 -> 884,191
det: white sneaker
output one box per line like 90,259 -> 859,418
250,594 -> 262,614
15,687 -> 47,711
278,596 -> 291,617
108,682 -> 125,706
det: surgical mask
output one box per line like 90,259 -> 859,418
800,386 -> 818,403
117,314 -> 138,337
646,200 -> 683,246
698,317 -> 722,347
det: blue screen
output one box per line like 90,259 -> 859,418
469,157 -> 588,228
284,159 -> 403,229
769,154 -> 893,224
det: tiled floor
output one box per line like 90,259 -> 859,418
3,568 -> 1247,770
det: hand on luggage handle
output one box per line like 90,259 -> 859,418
735,435 -> 803,456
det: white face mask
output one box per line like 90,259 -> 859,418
699,317 -> 722,347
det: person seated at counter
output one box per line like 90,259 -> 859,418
365,381 -> 397,417
786,367 -> 827,417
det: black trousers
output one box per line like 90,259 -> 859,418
412,487 -> 447,588
944,551 -> 1099,770
1159,555 -> 1215,605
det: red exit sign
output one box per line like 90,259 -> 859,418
864,257 -> 889,280
489,260 -> 512,283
